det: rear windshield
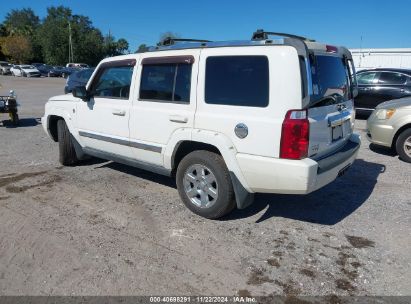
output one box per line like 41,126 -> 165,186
311,55 -> 350,103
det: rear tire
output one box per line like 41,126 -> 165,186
395,128 -> 411,163
57,119 -> 78,166
176,150 -> 235,219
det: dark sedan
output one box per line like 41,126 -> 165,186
37,64 -> 62,77
64,68 -> 95,94
355,68 -> 411,113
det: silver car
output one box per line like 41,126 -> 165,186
367,97 -> 411,162
0,61 -> 12,75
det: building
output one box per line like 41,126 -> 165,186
350,48 -> 411,71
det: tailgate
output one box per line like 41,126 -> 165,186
306,53 -> 356,158
307,100 -> 354,158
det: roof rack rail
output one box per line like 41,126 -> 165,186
251,29 -> 314,42
158,37 -> 211,46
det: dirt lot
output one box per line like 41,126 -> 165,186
0,75 -> 410,297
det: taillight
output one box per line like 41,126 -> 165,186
280,110 -> 309,160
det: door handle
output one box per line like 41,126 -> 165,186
112,109 -> 126,116
169,115 -> 188,123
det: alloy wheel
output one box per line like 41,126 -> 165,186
183,164 -> 218,208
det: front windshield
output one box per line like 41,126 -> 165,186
311,55 -> 350,103
21,65 -> 34,69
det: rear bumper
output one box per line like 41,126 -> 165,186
236,133 -> 361,194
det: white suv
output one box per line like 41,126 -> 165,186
42,30 -> 361,219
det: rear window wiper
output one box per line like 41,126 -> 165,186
308,94 -> 343,108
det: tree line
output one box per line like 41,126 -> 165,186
0,6 -> 130,66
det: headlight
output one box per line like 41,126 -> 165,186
376,109 -> 396,120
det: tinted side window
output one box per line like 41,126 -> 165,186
378,72 -> 407,85
93,66 -> 133,99
357,72 -> 377,85
140,63 -> 192,103
205,56 -> 269,107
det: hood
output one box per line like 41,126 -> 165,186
376,97 -> 411,110
48,94 -> 77,102
21,68 -> 39,73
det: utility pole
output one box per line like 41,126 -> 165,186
68,22 -> 74,63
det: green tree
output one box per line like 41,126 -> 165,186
159,31 -> 180,42
103,34 -> 129,57
2,8 -> 42,62
136,43 -> 148,53
116,38 -> 129,54
2,35 -> 33,63
37,6 -> 104,65
3,8 -> 39,36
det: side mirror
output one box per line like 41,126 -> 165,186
72,86 -> 90,101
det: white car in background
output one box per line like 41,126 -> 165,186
10,65 -> 41,77
0,61 -> 13,75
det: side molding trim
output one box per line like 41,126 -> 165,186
79,131 -> 162,153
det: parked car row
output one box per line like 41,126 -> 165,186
0,61 -> 90,78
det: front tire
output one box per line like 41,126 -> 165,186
396,128 -> 411,163
176,150 -> 235,219
57,119 -> 78,166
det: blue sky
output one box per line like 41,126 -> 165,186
1,0 -> 410,52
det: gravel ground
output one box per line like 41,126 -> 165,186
0,75 -> 410,297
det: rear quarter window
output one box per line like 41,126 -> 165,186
205,56 -> 269,107
378,72 -> 407,85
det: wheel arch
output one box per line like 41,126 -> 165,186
165,130 -> 255,209
48,115 -> 63,142
392,123 -> 411,149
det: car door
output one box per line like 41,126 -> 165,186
75,59 -> 136,159
355,71 -> 378,109
374,72 -> 409,105
129,50 -> 200,166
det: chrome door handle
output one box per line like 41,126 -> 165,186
169,115 -> 188,123
112,110 -> 126,116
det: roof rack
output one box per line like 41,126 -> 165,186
251,29 -> 314,42
158,37 -> 211,46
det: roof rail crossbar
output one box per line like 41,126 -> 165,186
158,37 -> 211,46
251,29 -> 313,42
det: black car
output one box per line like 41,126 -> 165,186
37,64 -> 62,77
355,68 -> 411,112
64,68 -> 95,94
